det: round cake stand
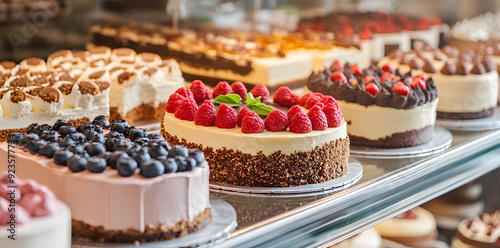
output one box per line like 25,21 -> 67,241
209,159 -> 363,197
350,127 -> 453,159
71,196 -> 237,248
436,106 -> 500,131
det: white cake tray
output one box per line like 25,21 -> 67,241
71,196 -> 237,248
436,106 -> 500,131
209,159 -> 362,197
350,127 -> 453,159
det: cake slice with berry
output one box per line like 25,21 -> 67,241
161,81 -> 350,187
306,61 -> 439,148
0,115 -> 211,243
452,210 -> 500,248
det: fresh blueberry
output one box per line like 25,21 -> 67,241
76,122 -> 93,133
67,154 -> 88,172
184,157 -> 197,172
148,133 -> 164,141
128,128 -> 147,141
19,133 -> 39,148
53,150 -> 73,166
88,157 -> 107,173
162,158 -> 178,173
26,123 -> 38,134
58,136 -> 76,148
158,141 -> 171,152
68,145 -> 85,155
126,144 -> 141,156
33,124 -> 52,136
113,139 -> 133,151
109,151 -> 129,169
86,142 -> 105,156
123,125 -> 135,139
174,156 -> 187,171
40,130 -> 59,142
189,149 -> 205,167
134,137 -> 150,146
7,132 -> 24,145
53,119 -> 68,131
110,119 -> 129,134
116,157 -> 137,177
80,142 -> 90,150
38,142 -> 60,158
92,115 -> 110,129
90,133 -> 105,144
168,145 -> 189,158
105,131 -> 123,139
84,129 -> 98,141
149,144 -> 167,159
140,160 -> 164,178
59,124 -> 76,137
98,151 -> 112,163
69,133 -> 86,144
27,140 -> 47,154
132,148 -> 151,166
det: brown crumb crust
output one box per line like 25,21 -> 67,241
110,102 -> 166,124
94,81 -> 110,91
72,208 -> 211,243
10,89 -> 28,103
78,81 -> 99,95
0,118 -> 91,142
9,75 -> 30,87
88,70 -> 106,79
37,87 -> 60,103
161,122 -> 350,187
57,82 -> 74,95
349,126 -> 434,148
437,108 -> 494,120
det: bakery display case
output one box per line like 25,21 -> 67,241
1,0 -> 500,247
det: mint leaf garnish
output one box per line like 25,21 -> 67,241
214,94 -> 242,107
246,93 -> 274,117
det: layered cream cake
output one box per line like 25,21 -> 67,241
374,207 -> 438,247
0,174 -> 71,248
451,210 -> 500,248
379,47 -> 498,119
306,61 -> 439,148
161,81 -> 350,187
0,116 -> 211,243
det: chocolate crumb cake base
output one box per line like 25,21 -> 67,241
350,126 -> 434,149
161,120 -> 350,187
72,208 -> 212,243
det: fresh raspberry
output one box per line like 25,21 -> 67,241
289,112 -> 312,133
350,64 -> 363,76
323,103 -> 343,128
174,87 -> 194,100
287,105 -> 304,122
305,93 -> 322,109
237,107 -> 251,127
299,92 -> 313,106
273,86 -> 300,106
212,81 -> 233,98
321,95 -> 336,105
414,74 -> 427,82
231,81 -> 247,100
330,71 -> 347,83
360,28 -> 372,40
241,111 -> 265,133
165,93 -> 185,113
393,82 -> 410,96
330,60 -> 343,71
365,83 -> 379,96
264,109 -> 289,132
410,78 -> 425,89
249,83 -> 270,101
174,97 -> 198,121
189,80 -> 212,102
307,106 -> 328,130
313,102 -> 325,110
380,72 -> 396,82
381,63 -> 393,72
364,75 -> 374,84
194,100 -> 216,126
215,104 -> 237,128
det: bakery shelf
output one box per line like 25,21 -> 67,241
212,129 -> 500,248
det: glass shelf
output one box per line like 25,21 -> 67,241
212,128 -> 500,248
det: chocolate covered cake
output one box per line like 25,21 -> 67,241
307,61 -> 439,148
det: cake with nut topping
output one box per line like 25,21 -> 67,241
161,81 -> 350,187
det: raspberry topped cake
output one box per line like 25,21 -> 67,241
161,81 -> 349,187
307,61 -> 439,148
0,175 -> 71,248
452,210 -> 500,248
379,47 -> 498,119
0,115 -> 210,243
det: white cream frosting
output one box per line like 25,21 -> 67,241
0,90 -> 32,118
451,12 -> 500,41
26,89 -> 63,115
373,32 -> 411,53
330,228 -> 382,248
339,100 -> 438,140
375,208 -> 437,238
163,112 -> 347,156
456,210 -> 500,246
0,201 -> 71,248
404,28 -> 440,49
0,144 -> 210,233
